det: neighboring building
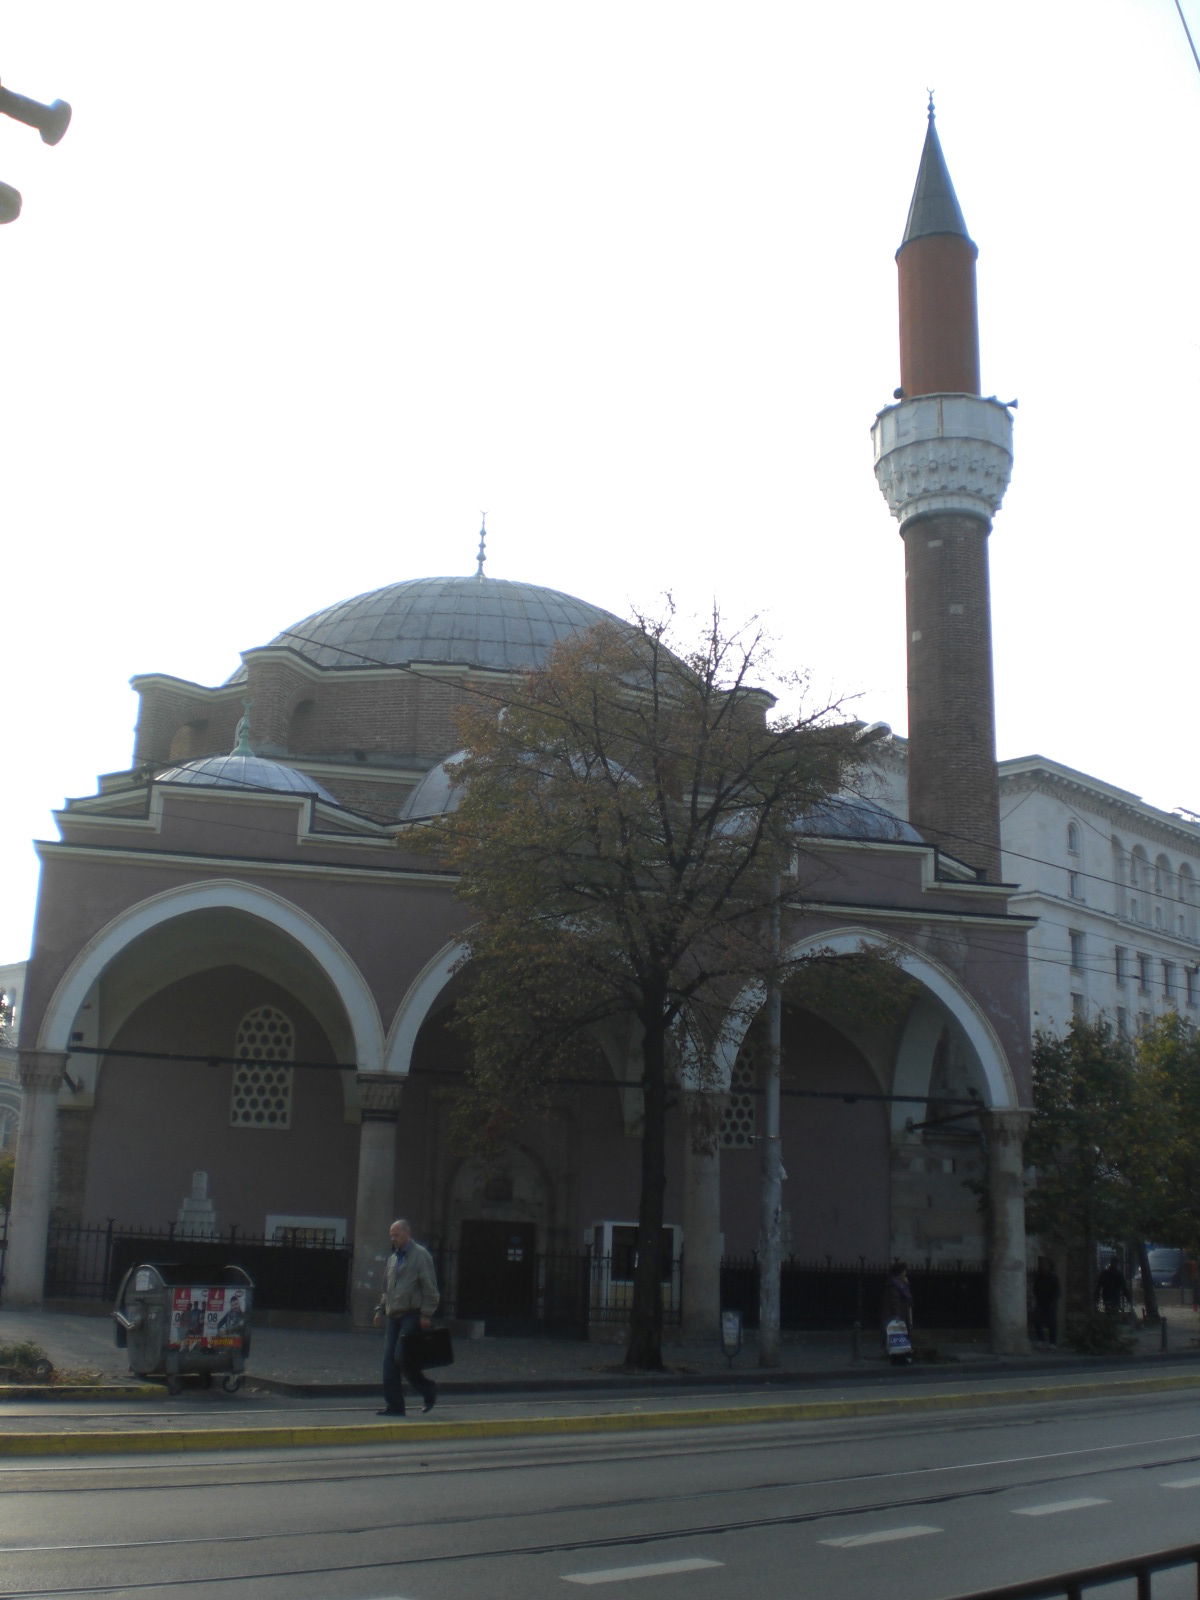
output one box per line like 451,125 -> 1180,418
997,757 -> 1200,1039
6,110 -> 1034,1350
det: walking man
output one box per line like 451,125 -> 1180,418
372,1218 -> 440,1416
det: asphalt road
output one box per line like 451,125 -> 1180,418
4,1387 -> 1200,1598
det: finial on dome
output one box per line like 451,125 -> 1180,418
475,513 -> 487,578
927,89 -> 935,123
232,698 -> 255,756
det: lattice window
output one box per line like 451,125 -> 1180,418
230,1005 -> 294,1129
721,1054 -> 757,1148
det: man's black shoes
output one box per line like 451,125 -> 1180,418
422,1390 -> 437,1414
376,1407 -> 405,1417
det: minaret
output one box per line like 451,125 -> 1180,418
872,104 -> 1013,880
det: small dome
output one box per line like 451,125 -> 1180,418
398,752 -> 466,821
239,574 -> 628,677
796,796 -> 923,844
156,754 -> 338,805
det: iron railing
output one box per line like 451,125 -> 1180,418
43,1222 -> 352,1314
34,1227 -> 988,1335
941,1537 -> 1200,1598
720,1254 -> 989,1331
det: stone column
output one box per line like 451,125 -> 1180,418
350,1074 -> 404,1329
986,1108 -> 1030,1354
680,1091 -> 725,1342
5,1051 -> 67,1307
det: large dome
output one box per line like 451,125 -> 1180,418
249,574 -> 626,674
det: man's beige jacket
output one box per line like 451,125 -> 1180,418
378,1241 -> 440,1319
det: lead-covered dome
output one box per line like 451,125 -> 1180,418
155,753 -> 337,804
249,574 -> 626,674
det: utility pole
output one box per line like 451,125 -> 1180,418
758,889 -> 782,1367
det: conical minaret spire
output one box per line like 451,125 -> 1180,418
872,109 -> 1014,882
896,100 -> 980,399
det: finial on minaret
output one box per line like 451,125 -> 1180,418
927,89 -> 935,123
475,514 -> 487,579
232,699 -> 255,756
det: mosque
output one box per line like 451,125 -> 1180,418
7,111 -> 1035,1350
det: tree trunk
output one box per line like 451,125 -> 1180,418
625,1015 -> 668,1370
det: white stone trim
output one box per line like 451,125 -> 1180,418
35,879 -> 386,1072
873,393 -> 1013,525
712,925 -> 1019,1110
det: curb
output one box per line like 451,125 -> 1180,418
0,1384 -> 161,1401
5,1369 -> 1200,1458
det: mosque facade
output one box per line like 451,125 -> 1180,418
7,113 -> 1035,1349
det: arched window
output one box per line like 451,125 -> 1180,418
1180,863 -> 1196,941
230,1005 -> 295,1129
1067,821 -> 1080,855
1111,837 -> 1128,919
1130,847 -> 1150,922
1155,854 -> 1173,929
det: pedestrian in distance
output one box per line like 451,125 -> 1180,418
1097,1258 -> 1128,1316
883,1260 -> 914,1365
1031,1257 -> 1061,1347
372,1217 -> 440,1417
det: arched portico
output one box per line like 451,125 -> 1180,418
7,881 -> 385,1308
682,923 -> 1029,1353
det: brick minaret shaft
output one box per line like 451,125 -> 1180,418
873,107 -> 1014,881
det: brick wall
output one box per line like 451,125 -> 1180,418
902,510 -> 1000,880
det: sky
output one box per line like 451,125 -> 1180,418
0,0 -> 1197,962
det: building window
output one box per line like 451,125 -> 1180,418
1116,1006 -> 1129,1038
1137,953 -> 1151,994
1114,946 -> 1127,985
1067,821 -> 1080,855
1163,961 -> 1176,1001
1138,1011 -> 1152,1034
1069,930 -> 1085,971
1068,871 -> 1084,901
1187,968 -> 1199,1008
230,1005 -> 295,1129
1070,992 -> 1085,1020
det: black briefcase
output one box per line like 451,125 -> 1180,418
401,1325 -> 455,1368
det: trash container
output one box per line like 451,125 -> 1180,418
112,1262 -> 253,1394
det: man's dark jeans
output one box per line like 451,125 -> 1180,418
382,1311 -> 435,1413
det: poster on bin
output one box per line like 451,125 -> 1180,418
168,1286 -> 250,1350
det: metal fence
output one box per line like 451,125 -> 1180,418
34,1227 -> 987,1334
43,1223 -> 352,1314
431,1244 -> 684,1339
720,1255 -> 989,1331
943,1537 -> 1200,1598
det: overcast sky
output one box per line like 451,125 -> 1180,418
1,1 -> 1197,962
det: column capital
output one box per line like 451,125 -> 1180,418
18,1050 -> 68,1093
356,1072 -> 404,1122
984,1107 -> 1031,1146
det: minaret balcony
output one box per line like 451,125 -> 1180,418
873,392 -> 1013,527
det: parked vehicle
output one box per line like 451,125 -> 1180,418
1134,1245 -> 1184,1289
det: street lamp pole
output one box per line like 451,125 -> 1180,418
0,76 -> 72,223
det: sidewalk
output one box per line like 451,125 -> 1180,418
3,1304 -> 1200,1458
5,1302 -> 1200,1392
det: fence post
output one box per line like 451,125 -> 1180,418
103,1219 -> 114,1299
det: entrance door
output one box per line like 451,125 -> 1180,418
456,1220 -> 537,1328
